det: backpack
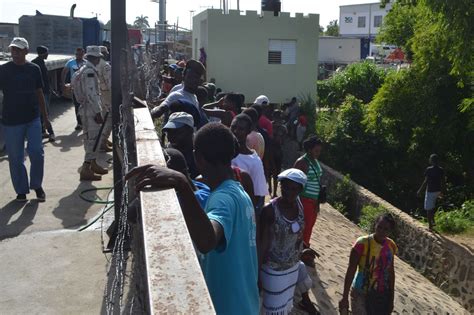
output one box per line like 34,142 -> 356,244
71,66 -> 86,103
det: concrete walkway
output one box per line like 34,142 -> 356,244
292,204 -> 469,314
0,101 -> 112,314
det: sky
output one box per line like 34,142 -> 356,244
0,0 -> 379,30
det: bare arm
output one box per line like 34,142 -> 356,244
257,204 -> 274,271
240,170 -> 257,208
294,157 -> 309,174
36,89 -> 50,129
339,248 -> 360,309
150,104 -> 169,119
126,165 -> 223,253
417,178 -> 427,196
60,66 -> 69,89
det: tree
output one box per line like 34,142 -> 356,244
325,20 -> 339,36
133,15 -> 150,30
377,2 -> 418,60
319,25 -> 324,35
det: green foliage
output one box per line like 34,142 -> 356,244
328,174 -> 354,217
298,94 -> 316,137
377,2 -> 418,60
317,62 -> 388,108
325,20 -> 339,37
435,201 -> 473,234
359,205 -> 388,233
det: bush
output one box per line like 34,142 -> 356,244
328,174 -> 354,217
434,200 -> 474,234
317,62 -> 388,108
359,205 -> 388,233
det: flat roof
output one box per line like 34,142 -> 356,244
340,1 -> 386,8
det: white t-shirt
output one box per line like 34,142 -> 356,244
170,82 -> 184,93
232,152 -> 268,197
161,88 -> 198,109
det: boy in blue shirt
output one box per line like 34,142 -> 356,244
126,123 -> 259,315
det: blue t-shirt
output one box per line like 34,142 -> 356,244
0,61 -> 43,125
64,58 -> 85,82
193,180 -> 211,209
201,180 -> 259,315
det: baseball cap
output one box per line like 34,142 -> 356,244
163,112 -> 194,130
277,168 -> 307,186
85,45 -> 103,57
254,95 -> 269,105
99,46 -> 109,55
9,37 -> 29,50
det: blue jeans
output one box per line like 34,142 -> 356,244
3,117 -> 44,194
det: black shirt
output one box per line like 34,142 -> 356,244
0,61 -> 43,125
425,165 -> 444,192
32,56 -> 50,94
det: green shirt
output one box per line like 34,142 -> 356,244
300,154 -> 322,200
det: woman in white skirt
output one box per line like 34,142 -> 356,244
258,168 -> 319,315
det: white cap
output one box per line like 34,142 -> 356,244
85,45 -> 103,57
163,112 -> 194,129
254,95 -> 269,105
9,37 -> 29,50
278,168 -> 307,186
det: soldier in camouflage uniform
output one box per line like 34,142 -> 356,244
97,46 -> 112,152
78,46 -> 108,181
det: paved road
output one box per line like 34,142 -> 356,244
0,101 -> 112,314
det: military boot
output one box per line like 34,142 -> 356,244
90,159 -> 108,175
80,162 -> 102,181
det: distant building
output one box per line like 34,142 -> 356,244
192,9 -> 319,103
0,23 -> 19,53
339,2 -> 393,40
319,36 -> 361,65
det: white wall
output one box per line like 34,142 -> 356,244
319,37 -> 361,64
339,2 -> 392,38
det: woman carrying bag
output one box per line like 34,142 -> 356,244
294,136 -> 324,267
339,213 -> 397,315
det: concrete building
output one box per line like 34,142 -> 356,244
339,1 -> 393,40
192,9 -> 319,103
0,23 -> 19,53
319,36 -> 361,65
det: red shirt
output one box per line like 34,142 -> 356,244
258,115 -> 273,138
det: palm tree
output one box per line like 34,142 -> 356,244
133,15 -> 150,30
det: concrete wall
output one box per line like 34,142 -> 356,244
193,9 -> 319,103
339,2 -> 392,38
319,36 -> 361,64
320,162 -> 474,312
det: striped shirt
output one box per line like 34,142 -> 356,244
300,154 -> 322,200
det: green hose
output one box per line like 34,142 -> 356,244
79,187 -> 114,204
77,187 -> 114,231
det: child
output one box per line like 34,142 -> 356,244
417,154 -> 445,230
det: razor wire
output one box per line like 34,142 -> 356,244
103,45 -> 163,315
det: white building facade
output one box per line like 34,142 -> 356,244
339,2 -> 393,40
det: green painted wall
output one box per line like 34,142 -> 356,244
193,9 -> 319,104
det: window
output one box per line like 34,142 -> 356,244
358,16 -> 366,28
374,15 -> 383,28
268,39 -> 296,65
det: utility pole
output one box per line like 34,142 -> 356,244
189,10 -> 195,30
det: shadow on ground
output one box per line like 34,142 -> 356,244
53,181 -> 99,229
0,200 -> 39,241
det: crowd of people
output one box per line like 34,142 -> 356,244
0,37 -> 402,314
126,58 -> 399,315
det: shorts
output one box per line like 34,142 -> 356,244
424,191 -> 440,211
